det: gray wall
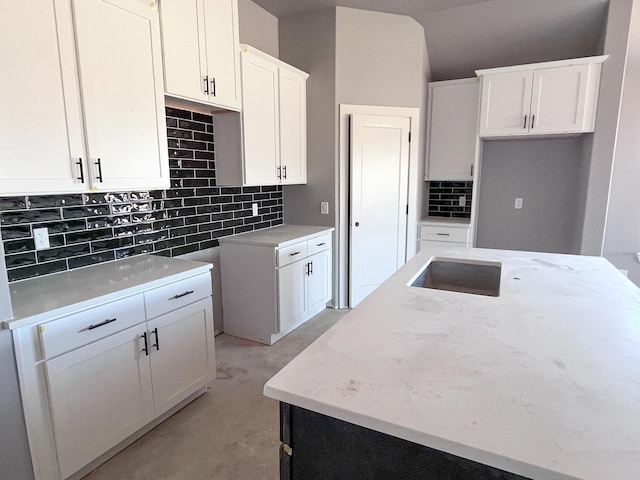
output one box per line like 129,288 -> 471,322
581,0 -> 634,255
280,9 -> 337,229
476,138 -> 586,254
604,0 -> 640,283
334,7 -> 426,109
238,0 -> 279,58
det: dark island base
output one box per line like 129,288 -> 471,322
280,403 -> 532,480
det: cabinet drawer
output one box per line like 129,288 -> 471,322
39,295 -> 146,359
307,233 -> 332,256
420,225 -> 469,244
144,273 -> 212,320
277,241 -> 308,268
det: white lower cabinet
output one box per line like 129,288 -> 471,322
15,269 -> 214,480
220,226 -> 333,345
147,298 -> 215,416
418,223 -> 471,252
46,325 -> 155,479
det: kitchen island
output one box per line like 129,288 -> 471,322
264,246 -> 640,479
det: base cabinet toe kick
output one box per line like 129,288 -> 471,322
279,403 -> 532,480
8,259 -> 216,480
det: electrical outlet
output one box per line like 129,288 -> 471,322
320,202 -> 329,215
34,227 -> 50,250
252,203 -> 258,216
458,196 -> 466,207
514,198 -> 523,209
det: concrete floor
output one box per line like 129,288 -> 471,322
84,308 -> 347,480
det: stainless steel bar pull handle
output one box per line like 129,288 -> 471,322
309,261 -> 313,274
203,75 -> 209,95
316,242 -> 326,247
289,251 -> 301,256
436,233 -> 450,236
171,290 -> 194,300
531,115 -> 535,129
523,115 -> 528,129
211,77 -> 216,97
277,166 -> 282,179
88,318 -> 116,330
283,166 -> 287,179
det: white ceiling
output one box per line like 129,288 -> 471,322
250,0 -> 609,80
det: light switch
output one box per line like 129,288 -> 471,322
458,196 -> 466,207
514,198 -> 523,209
252,203 -> 258,216
320,202 -> 329,215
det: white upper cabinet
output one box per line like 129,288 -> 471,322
213,45 -> 309,186
0,0 -> 170,195
478,71 -> 532,137
74,0 -> 169,191
477,56 -> 607,138
426,79 -> 479,181
160,0 -> 241,111
0,0 -> 86,195
279,68 -> 308,184
241,51 -> 281,185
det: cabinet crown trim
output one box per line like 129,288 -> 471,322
475,55 -> 609,77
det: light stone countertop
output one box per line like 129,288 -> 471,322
264,246 -> 640,480
3,255 -> 212,330
217,224 -> 334,247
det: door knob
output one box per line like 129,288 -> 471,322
355,222 -> 360,227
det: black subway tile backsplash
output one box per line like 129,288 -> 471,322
2,107 -> 283,282
427,181 -> 473,218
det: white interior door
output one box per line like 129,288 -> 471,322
349,114 -> 410,307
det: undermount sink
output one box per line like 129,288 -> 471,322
410,258 -> 501,297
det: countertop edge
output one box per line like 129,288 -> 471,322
3,262 -> 212,330
218,225 -> 335,247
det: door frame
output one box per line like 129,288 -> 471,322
337,105 -> 421,309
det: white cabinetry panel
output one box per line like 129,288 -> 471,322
530,64 -> 589,134
202,0 -> 241,110
307,249 -> 331,315
46,325 -> 154,479
0,0 -> 86,194
479,71 -> 532,137
147,298 -> 215,415
278,261 -> 308,333
426,79 -> 479,181
74,0 -> 169,191
241,52 -> 280,185
279,68 -> 307,184
160,0 -> 241,110
160,0 -> 208,102
477,56 -> 606,138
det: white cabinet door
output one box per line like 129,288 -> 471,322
307,250 -> 331,315
241,51 -> 280,185
279,68 -> 307,184
160,0 -> 208,102
479,71 -> 533,137
147,298 -> 215,416
73,0 -> 169,191
277,260 -> 307,333
202,0 -> 241,110
0,0 -> 87,195
530,64 -> 590,134
427,80 -> 478,181
46,325 -> 154,479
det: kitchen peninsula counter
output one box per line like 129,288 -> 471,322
264,246 -> 640,480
